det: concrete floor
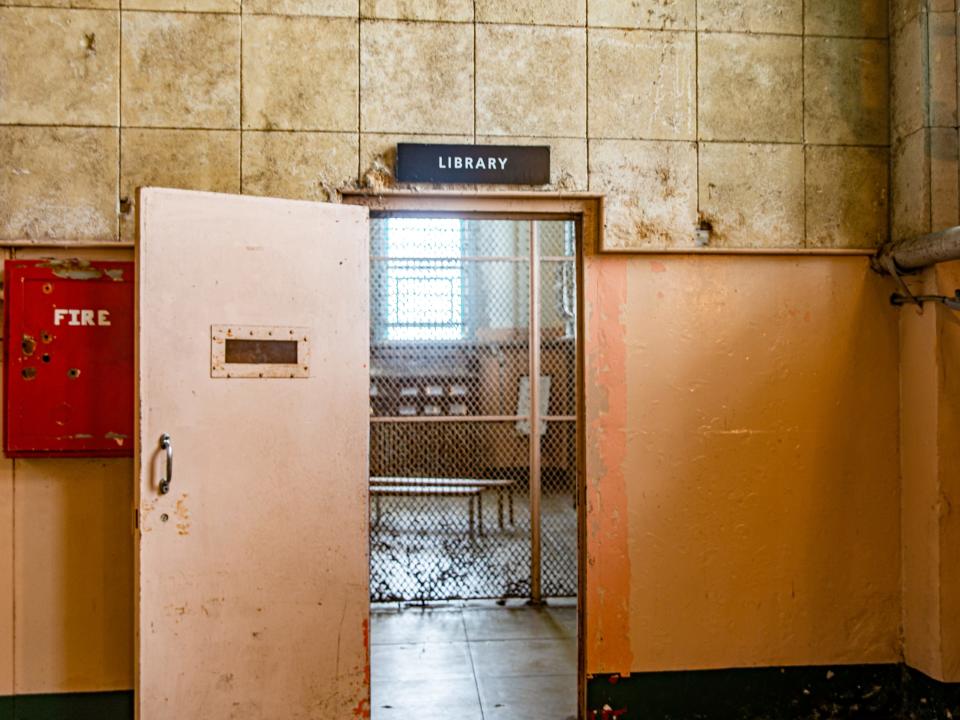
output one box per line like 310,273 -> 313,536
371,601 -> 577,720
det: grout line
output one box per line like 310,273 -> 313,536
239,8 -> 244,192
118,0 -> 123,239
801,0 -> 807,247
472,0 -> 477,144
462,609 -> 486,720
357,2 -> 362,181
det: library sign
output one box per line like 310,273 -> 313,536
396,143 -> 550,185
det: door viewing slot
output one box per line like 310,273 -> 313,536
368,216 -> 578,603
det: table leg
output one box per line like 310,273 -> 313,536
478,492 -> 484,536
469,497 -> 475,539
498,489 -> 504,530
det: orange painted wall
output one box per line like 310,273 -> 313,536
901,261 -> 960,683
584,254 -> 902,674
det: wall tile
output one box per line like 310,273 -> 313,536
0,8 -> 118,125
698,33 -> 803,142
804,0 -> 887,38
245,0 -> 356,14
588,139 -> 697,249
928,11 -> 958,128
588,29 -> 695,141
891,16 -> 925,140
121,11 -> 240,128
242,15 -> 358,131
892,129 -> 930,241
588,0 -> 694,30
119,128 -> 240,240
889,0 -> 921,34
806,145 -> 889,248
0,127 -> 118,242
360,0 -> 471,21
698,0 -> 802,34
242,131 -> 358,200
477,24 -> 585,137
358,132 -> 473,189
804,37 -> 889,145
476,0 -> 584,25
477,136 -> 588,190
124,0 -> 238,10
360,20 -> 473,134
930,127 -> 959,229
698,143 -> 804,248
0,0 -> 117,7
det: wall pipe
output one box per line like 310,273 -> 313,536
875,226 -> 960,273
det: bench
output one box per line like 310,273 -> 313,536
370,477 -> 516,537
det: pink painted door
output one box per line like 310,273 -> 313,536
135,188 -> 370,719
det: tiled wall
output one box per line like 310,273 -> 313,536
890,0 -> 959,241
0,0 -> 889,249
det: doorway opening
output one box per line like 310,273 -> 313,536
364,207 -> 582,719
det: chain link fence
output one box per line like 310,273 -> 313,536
369,217 -> 577,602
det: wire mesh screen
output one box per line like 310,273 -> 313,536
369,217 -> 577,602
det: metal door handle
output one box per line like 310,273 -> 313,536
159,433 -> 173,495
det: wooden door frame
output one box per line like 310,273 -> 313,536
343,190 -> 602,720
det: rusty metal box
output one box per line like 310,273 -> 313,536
4,259 -> 134,457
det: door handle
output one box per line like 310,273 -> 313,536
159,433 -> 173,495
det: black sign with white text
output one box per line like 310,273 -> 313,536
396,143 -> 550,185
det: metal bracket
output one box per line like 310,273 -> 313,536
890,289 -> 960,311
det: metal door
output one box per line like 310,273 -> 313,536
135,188 -> 370,719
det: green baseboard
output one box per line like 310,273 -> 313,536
0,691 -> 132,720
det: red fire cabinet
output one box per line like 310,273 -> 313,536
4,259 -> 134,457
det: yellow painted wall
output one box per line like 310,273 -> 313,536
583,254 -> 902,674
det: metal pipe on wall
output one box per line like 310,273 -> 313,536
876,226 -> 960,272
529,220 -> 543,605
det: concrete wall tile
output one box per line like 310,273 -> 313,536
930,127 -> 960,229
244,0 -> 356,14
891,16 -> 925,140
360,0 -> 471,21
121,11 -> 240,128
928,11 -> 958,127
477,24 -> 585,137
0,127 -> 118,242
588,29 -> 695,141
804,37 -> 889,145
242,15 -> 358,131
242,130 -> 359,200
0,0 -> 117,7
476,0 -> 584,25
804,0 -> 887,38
893,129 -> 931,240
698,33 -> 803,142
698,143 -> 804,248
588,0 -> 694,30
588,139 -> 697,249
360,20 -> 473,134
806,145 -> 889,248
889,0 -> 921,33
124,0 -> 238,10
119,128 -> 240,240
478,136 -> 588,189
698,0 -> 802,34
0,8 -> 118,125
358,132 -> 472,188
